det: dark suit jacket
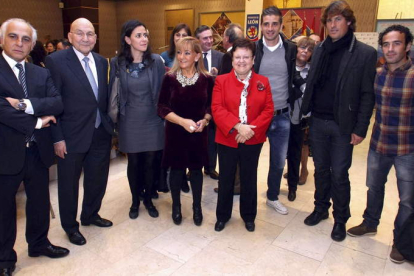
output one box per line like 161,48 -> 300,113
0,55 -> 63,174
218,51 -> 232,75
45,47 -> 113,153
211,49 -> 224,72
301,36 -> 376,137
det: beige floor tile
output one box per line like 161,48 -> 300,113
315,243 -> 386,276
250,244 -> 321,276
97,246 -> 182,276
273,211 -> 334,261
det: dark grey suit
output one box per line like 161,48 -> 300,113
0,54 -> 63,268
207,49 -> 224,172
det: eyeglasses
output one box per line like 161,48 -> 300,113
233,56 -> 252,61
71,31 -> 96,39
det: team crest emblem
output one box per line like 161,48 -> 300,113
246,14 -> 260,41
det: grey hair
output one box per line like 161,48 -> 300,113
224,23 -> 243,44
0,18 -> 37,46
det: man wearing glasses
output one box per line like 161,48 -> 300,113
45,18 -> 114,246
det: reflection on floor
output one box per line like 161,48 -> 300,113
13,123 -> 414,275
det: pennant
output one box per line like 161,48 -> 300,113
302,13 -> 307,36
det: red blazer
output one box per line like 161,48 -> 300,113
212,69 -> 274,148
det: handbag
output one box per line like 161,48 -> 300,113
108,61 -> 120,123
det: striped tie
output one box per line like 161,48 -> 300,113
16,63 -> 35,143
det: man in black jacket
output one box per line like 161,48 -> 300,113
0,18 -> 69,276
45,18 -> 114,246
301,0 -> 376,241
254,6 -> 297,216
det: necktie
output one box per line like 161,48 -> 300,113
82,57 -> 101,128
203,53 -> 209,72
16,63 -> 35,143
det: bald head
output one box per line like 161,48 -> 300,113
68,18 -> 97,55
223,23 -> 243,50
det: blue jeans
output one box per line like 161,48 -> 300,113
363,150 -> 414,239
267,113 -> 290,201
309,117 -> 354,223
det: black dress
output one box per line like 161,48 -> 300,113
158,73 -> 214,169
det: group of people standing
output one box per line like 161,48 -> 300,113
1,0 -> 413,275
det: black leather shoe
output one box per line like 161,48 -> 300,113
207,170 -> 219,180
245,221 -> 255,232
67,231 -> 86,246
193,205 -> 203,226
181,181 -> 190,193
304,210 -> 329,226
81,217 -> 113,227
331,222 -> 346,242
129,206 -> 139,219
288,190 -> 296,201
29,244 -> 70,258
145,203 -> 159,218
0,265 -> 15,276
214,221 -> 226,232
172,205 -> 182,225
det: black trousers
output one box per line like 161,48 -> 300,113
287,123 -> 305,191
206,123 -> 217,172
170,169 -> 202,207
216,143 -> 263,223
127,150 -> 161,206
57,126 -> 111,234
0,145 -> 50,268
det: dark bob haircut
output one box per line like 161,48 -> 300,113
230,38 -> 256,58
321,0 -> 356,32
167,23 -> 192,58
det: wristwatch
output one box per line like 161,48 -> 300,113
17,99 -> 27,111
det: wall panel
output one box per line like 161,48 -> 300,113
0,0 -> 63,42
115,0 -> 245,54
302,0 -> 378,32
99,0 -> 118,58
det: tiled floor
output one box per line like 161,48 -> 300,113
13,123 -> 414,275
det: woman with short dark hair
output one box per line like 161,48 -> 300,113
212,38 -> 274,232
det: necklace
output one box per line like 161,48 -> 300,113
176,70 -> 199,87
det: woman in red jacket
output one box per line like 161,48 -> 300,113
212,38 -> 274,232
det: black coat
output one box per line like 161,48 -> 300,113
301,36 -> 377,137
45,47 -> 114,153
0,55 -> 63,174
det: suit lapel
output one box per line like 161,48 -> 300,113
24,62 -> 36,97
336,49 -> 352,93
66,48 -> 96,100
0,55 -> 26,98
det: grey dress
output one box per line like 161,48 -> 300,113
118,68 -> 164,153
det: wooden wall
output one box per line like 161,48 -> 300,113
0,0 -> 63,43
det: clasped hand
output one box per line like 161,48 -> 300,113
235,124 -> 256,143
181,118 -> 207,133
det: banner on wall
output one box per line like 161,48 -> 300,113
246,14 -> 260,41
281,8 -> 323,40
